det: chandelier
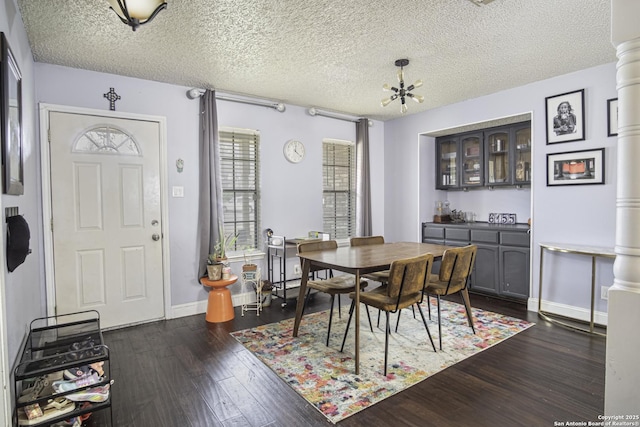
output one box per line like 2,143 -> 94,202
381,59 -> 424,114
107,0 -> 167,31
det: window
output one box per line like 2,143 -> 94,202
73,126 -> 141,155
322,139 -> 356,239
219,128 -> 260,251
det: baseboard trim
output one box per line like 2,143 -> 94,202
527,298 -> 608,326
169,291 -> 257,320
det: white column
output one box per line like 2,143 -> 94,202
606,0 -> 640,415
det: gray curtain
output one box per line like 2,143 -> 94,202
356,118 -> 372,236
196,90 -> 224,279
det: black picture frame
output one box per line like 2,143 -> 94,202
607,98 -> 618,137
1,32 -> 24,195
546,148 -> 605,186
545,89 -> 585,144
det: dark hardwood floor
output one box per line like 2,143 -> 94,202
88,293 -> 605,426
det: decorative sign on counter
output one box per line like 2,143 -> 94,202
488,213 -> 517,224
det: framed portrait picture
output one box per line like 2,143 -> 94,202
1,32 -> 23,195
546,148 -> 605,186
545,89 -> 585,144
607,98 -> 618,137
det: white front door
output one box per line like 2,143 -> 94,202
48,111 -> 165,328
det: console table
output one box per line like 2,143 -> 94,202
538,242 -> 615,336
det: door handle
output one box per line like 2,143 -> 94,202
152,233 -> 160,241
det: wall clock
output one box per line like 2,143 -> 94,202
283,139 -> 305,163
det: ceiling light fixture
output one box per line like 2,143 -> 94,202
107,0 -> 167,31
381,59 -> 424,114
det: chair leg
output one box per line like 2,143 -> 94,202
337,294 -> 342,319
412,305 -> 416,319
377,310 -> 381,328
436,295 -> 442,350
326,295 -> 336,346
395,309 -> 401,332
384,311 -> 390,376
427,294 -> 432,320
364,305 -> 374,332
460,289 -> 476,334
340,300 -> 356,352
301,288 -> 312,317
416,303 -> 437,352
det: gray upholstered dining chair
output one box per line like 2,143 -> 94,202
424,244 -> 477,350
340,253 -> 436,376
298,240 -> 372,346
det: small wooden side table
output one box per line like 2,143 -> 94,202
200,275 -> 238,323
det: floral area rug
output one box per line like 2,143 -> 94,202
230,299 -> 533,424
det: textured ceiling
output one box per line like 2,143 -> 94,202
17,0 -> 616,121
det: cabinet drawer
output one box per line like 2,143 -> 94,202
471,230 -> 499,244
500,232 -> 530,247
445,228 -> 469,241
424,227 -> 445,239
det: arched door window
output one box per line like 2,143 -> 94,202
73,125 -> 141,155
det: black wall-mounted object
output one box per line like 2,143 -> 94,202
6,212 -> 30,272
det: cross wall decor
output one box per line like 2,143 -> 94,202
103,87 -> 121,111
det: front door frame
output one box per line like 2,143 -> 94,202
39,103 -> 172,325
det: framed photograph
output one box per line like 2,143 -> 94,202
1,32 -> 24,195
546,148 -> 605,186
607,98 -> 618,137
545,89 -> 585,144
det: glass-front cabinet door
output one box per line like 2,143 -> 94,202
485,127 -> 510,186
513,122 -> 531,185
461,132 -> 483,188
436,136 -> 459,189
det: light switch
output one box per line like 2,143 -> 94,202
172,186 -> 184,197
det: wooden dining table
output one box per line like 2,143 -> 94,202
293,241 -> 452,374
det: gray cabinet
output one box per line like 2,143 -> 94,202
499,246 -> 530,300
435,121 -> 530,190
422,222 -> 530,301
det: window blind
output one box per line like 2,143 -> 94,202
219,128 -> 260,251
322,139 -> 356,239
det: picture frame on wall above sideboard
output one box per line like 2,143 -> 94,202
607,98 -> 618,137
546,148 -> 605,187
545,89 -> 585,145
1,32 -> 24,195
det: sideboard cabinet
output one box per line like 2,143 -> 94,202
422,222 -> 530,301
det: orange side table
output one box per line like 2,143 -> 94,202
200,275 -> 238,323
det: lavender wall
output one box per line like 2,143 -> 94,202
1,0 -> 44,370
34,63 -> 385,309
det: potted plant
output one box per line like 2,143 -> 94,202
242,248 -> 258,272
206,255 -> 223,281
212,221 -> 239,263
206,222 -> 239,280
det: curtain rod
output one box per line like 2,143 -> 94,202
308,108 -> 373,127
186,88 -> 285,113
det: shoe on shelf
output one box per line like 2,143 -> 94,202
89,361 -> 105,376
18,376 -> 54,404
18,399 -> 75,426
65,383 -> 111,403
63,365 -> 93,381
52,372 -> 101,393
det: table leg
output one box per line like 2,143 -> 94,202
293,258 -> 311,337
354,270 -> 360,375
